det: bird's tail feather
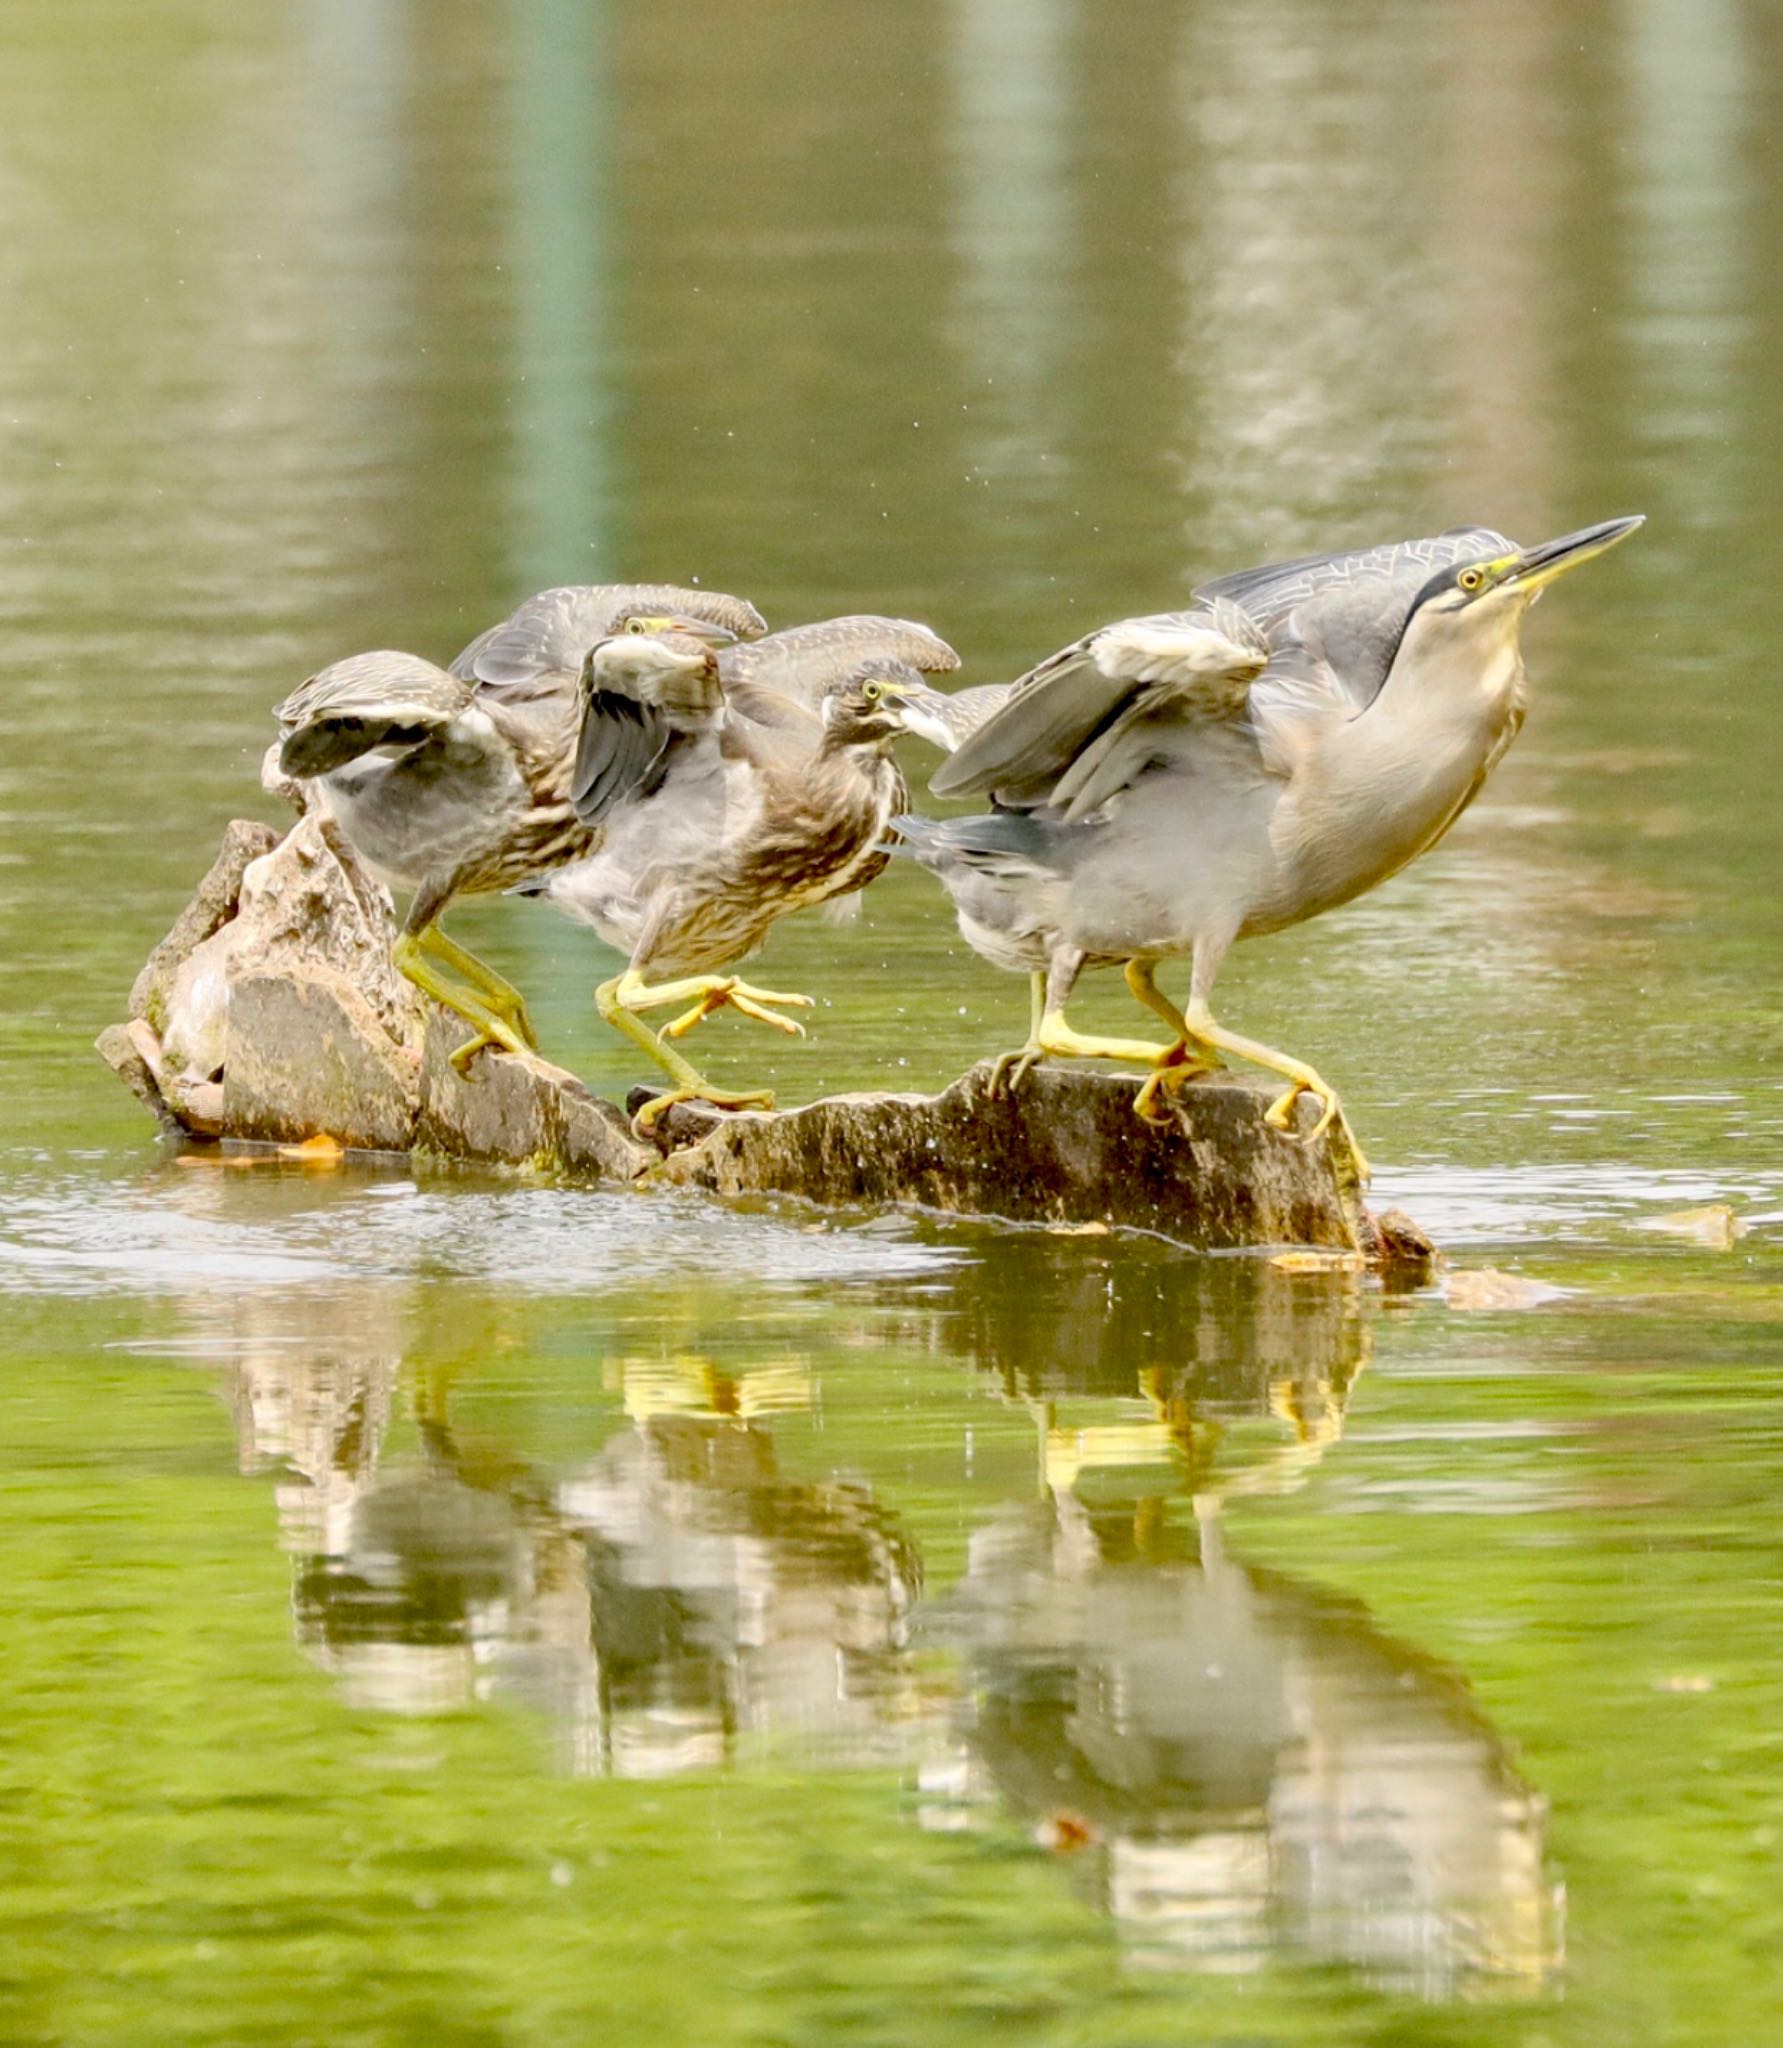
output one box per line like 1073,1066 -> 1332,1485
887,809 -> 1072,878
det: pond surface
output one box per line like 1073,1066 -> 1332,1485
3,2 -> 1781,2043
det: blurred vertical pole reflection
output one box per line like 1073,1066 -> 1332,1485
945,0 -> 1077,542
1168,0 -> 1447,556
297,0 -> 412,546
505,0 -> 618,589
1438,0 -> 1561,533
1621,0 -> 1751,529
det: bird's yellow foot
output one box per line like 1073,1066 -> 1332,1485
989,1042 -> 1046,1095
631,1082 -> 776,1138
395,931 -> 533,1070
445,1016 -> 533,1074
990,1011 -> 1182,1098
1131,1047 -> 1220,1124
596,972 -> 782,1132
1264,1077 -> 1371,1179
417,927 -> 541,1052
1174,1006 -> 1372,1182
654,975 -> 815,1041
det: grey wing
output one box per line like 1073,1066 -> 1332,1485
1198,526 -> 1513,712
927,598 -> 1269,811
570,690 -> 674,826
275,651 -> 473,778
719,615 -> 959,711
569,641 -> 729,828
450,583 -> 768,691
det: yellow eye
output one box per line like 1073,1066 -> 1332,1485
625,618 -> 647,634
862,680 -> 884,702
1458,567 -> 1485,592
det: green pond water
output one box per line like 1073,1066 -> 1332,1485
3,2 -> 1782,2042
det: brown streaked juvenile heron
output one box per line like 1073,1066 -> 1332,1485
272,584 -> 766,1066
902,518 -> 1645,1173
521,639 -> 940,1129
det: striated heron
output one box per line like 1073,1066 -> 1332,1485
272,583 -> 766,1067
521,632 -> 948,1129
900,518 -> 1645,1174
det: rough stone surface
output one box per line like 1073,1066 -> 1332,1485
96,1021 -> 178,1128
223,969 -> 420,1152
232,816 -> 422,1049
129,818 -> 280,1030
418,1019 -> 651,1181
161,922 -> 237,1086
654,1063 -> 1366,1252
1360,1204 -> 1443,1282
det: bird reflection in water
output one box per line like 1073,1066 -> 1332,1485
938,1235 -> 1372,1504
222,1318 -> 921,1766
548,1354 -> 921,1778
915,1251 -> 1560,1997
198,1253 -> 1559,1998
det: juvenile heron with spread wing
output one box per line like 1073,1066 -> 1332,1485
523,621 -> 955,1128
272,583 -> 766,1065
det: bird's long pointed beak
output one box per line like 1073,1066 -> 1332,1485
1501,515 -> 1645,596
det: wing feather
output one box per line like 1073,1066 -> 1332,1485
928,600 -> 1268,806
275,652 -> 472,778
719,615 -> 959,711
450,583 -> 767,692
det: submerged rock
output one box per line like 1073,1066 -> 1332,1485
100,820 -> 1407,1255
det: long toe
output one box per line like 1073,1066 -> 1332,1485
1132,1050 -> 1216,1124
659,991 -> 730,1040
446,1016 -> 531,1074
632,1083 -> 776,1138
989,1045 -> 1046,1096
727,992 -> 808,1036
729,980 -> 814,1010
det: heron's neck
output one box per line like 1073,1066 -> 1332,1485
1287,620 -> 1528,909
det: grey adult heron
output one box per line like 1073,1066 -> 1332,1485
899,518 -> 1645,1174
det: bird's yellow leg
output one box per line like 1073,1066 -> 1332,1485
988,975 -> 1046,1094
392,930 -> 531,1072
606,969 -> 813,1042
990,1007 -> 1184,1096
1123,961 -> 1222,1124
417,926 -> 539,1050
1181,1002 -> 1370,1179
596,974 -> 776,1134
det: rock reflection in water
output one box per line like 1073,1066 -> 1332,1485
225,1322 -> 921,1765
939,1240 -> 1370,1501
924,1492 -> 1559,1998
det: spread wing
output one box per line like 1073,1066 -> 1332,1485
927,526 -> 1519,816
927,598 -> 1270,817
920,679 -> 1016,748
569,637 -> 729,828
450,583 -> 768,694
275,651 -> 473,778
718,615 -> 959,712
